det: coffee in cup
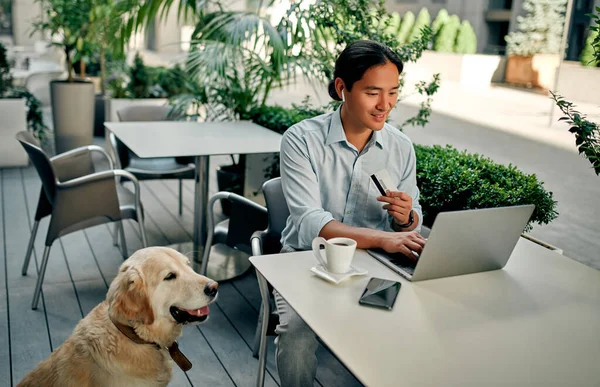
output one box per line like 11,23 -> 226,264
311,237 -> 357,274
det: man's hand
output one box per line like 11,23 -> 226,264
379,231 -> 426,258
377,190 -> 413,225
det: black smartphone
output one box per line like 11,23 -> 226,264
358,277 -> 401,310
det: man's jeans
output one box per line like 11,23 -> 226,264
274,245 -> 319,387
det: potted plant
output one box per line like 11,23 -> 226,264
0,42 -> 48,166
33,0 -> 95,154
504,0 -> 567,90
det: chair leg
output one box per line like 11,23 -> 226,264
22,221 -> 40,276
112,223 -> 119,246
256,272 -> 271,387
118,221 -> 128,258
178,179 -> 183,215
252,303 -> 264,358
31,245 -> 51,310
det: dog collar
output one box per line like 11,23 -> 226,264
111,318 -> 192,372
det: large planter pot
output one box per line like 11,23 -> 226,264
505,54 -> 559,90
51,80 -> 95,154
94,94 -> 106,137
0,98 -> 28,167
105,98 -> 169,122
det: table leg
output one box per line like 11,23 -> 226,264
193,155 -> 210,260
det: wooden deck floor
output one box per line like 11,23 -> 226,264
0,159 -> 361,387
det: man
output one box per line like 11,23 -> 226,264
276,40 -> 426,386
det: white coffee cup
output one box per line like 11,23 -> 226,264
311,237 -> 357,274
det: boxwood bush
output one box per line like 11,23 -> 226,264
250,105 -> 558,231
415,145 -> 557,231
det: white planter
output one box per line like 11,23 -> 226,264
105,98 -> 169,122
0,98 -> 29,167
405,51 -> 506,88
557,62 -> 600,105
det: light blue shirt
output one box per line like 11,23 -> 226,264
280,107 -> 423,250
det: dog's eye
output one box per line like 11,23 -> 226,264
164,272 -> 177,281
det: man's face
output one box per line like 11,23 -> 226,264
344,62 -> 399,131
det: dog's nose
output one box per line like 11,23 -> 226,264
204,281 -> 218,297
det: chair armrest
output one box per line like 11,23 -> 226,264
56,169 -> 137,189
51,145 -> 114,170
251,230 -> 264,257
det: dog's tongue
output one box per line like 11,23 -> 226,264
186,306 -> 209,317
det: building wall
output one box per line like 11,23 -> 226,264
11,0 -> 41,46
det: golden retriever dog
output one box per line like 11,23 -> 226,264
18,246 -> 218,387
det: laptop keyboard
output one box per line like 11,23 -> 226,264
370,249 -> 417,275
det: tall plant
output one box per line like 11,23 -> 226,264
551,7 -> 600,176
0,43 -> 48,140
408,8 -> 431,43
296,0 -> 440,129
455,20 -> 477,54
505,0 -> 567,56
33,0 -> 93,82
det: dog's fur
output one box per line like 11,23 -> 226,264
18,247 -> 217,387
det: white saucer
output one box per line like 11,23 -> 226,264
310,264 -> 368,284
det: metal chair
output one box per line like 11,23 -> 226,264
108,105 -> 195,216
199,191 -> 268,277
16,131 -> 148,310
249,177 -> 290,387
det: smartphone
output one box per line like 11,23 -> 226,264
358,277 -> 401,310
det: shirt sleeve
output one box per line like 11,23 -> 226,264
395,143 -> 423,232
280,128 -> 334,249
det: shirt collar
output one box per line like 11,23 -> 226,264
326,105 -> 384,149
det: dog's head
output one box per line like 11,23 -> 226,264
107,247 -> 218,327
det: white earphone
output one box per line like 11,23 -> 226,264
342,90 -> 346,103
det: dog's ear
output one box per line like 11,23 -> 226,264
108,265 -> 154,325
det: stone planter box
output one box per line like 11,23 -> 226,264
505,54 -> 559,90
405,51 -> 506,88
105,98 -> 169,122
0,98 -> 28,167
556,61 -> 600,104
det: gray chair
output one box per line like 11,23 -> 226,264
199,191 -> 268,277
109,104 -> 195,215
16,131 -> 148,310
249,177 -> 290,387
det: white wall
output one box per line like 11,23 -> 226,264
11,0 -> 41,46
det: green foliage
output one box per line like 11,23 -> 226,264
431,9 -> 449,35
408,8 -> 431,43
385,12 -> 402,36
589,6 -> 600,63
33,0 -> 93,81
0,43 -> 48,141
433,14 -> 460,53
415,145 -> 558,231
455,20 -> 477,54
551,92 -> 600,175
397,11 -> 415,44
127,53 -> 152,98
580,30 -> 600,66
505,0 -> 567,56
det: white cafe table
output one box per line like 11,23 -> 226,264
250,238 -> 600,387
105,121 -> 283,280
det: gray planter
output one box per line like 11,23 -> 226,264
51,80 -> 95,154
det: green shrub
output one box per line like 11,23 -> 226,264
397,11 -> 415,44
454,20 -> 477,54
431,9 -> 449,36
408,8 -> 431,43
384,12 -> 402,36
415,145 -> 557,231
433,15 -> 460,52
580,30 -> 600,67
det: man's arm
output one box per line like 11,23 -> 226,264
320,220 -> 426,256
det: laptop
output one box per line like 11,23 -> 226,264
367,204 -> 535,281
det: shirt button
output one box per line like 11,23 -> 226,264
346,210 -> 352,214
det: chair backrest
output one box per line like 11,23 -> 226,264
226,194 -> 268,255
261,177 -> 290,254
15,131 -> 57,203
116,105 -> 177,122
